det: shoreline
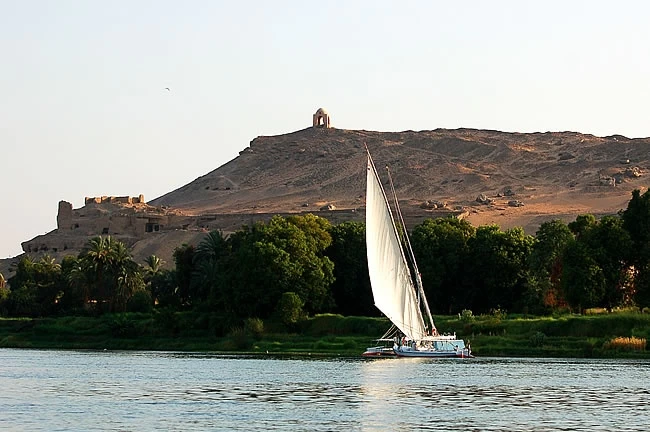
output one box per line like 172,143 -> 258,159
1,312 -> 648,359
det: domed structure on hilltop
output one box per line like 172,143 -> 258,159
313,108 -> 331,128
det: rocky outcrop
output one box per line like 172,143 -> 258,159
420,200 -> 447,209
476,194 -> 494,205
599,176 -> 616,187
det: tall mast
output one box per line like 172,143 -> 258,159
365,144 -> 428,338
385,165 -> 437,335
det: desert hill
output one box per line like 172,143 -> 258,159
2,126 -> 648,279
152,126 -> 648,232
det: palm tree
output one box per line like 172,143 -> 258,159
81,236 -> 146,312
84,236 -> 115,305
37,255 -> 61,276
144,255 -> 163,276
114,260 -> 145,312
195,231 -> 227,262
68,262 -> 91,304
193,231 -> 229,304
110,241 -> 144,312
35,255 -> 62,310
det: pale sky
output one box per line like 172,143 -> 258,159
2,1 -> 650,259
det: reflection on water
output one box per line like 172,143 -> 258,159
0,350 -> 649,431
359,357 -> 650,431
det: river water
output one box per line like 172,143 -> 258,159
1,349 -> 648,431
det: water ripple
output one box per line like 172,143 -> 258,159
1,351 -> 649,431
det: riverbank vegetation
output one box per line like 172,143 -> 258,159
0,311 -> 648,358
2,189 -> 650,358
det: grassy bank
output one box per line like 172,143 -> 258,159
0,311 -> 648,358
454,311 -> 650,358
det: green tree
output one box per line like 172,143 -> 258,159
527,219 -> 574,312
578,216 -> 633,309
621,189 -> 650,307
227,231 -> 296,318
172,244 -> 196,307
79,236 -> 145,313
216,214 -> 335,319
59,255 -> 87,311
67,256 -> 92,306
83,236 -> 116,306
464,225 -> 534,313
149,269 -> 179,308
568,214 -> 597,238
281,214 -> 335,312
126,290 -> 154,313
411,218 -> 475,314
192,231 -> 229,307
6,255 -> 64,316
110,241 -> 145,312
561,240 -> 606,311
622,189 -> 650,251
144,255 -> 163,277
325,221 -> 375,316
633,263 -> 650,307
275,291 -> 305,328
141,255 -> 179,309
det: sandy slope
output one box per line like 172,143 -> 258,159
152,127 -> 649,234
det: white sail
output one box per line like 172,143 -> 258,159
365,156 -> 428,340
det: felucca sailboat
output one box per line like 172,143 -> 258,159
362,148 -> 472,358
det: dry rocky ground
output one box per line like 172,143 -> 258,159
1,127 -> 648,277
154,126 -> 648,234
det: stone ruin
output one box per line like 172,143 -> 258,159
21,196 -> 175,255
313,108 -> 331,128
84,194 -> 145,205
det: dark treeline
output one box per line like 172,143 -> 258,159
3,189 -> 650,331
